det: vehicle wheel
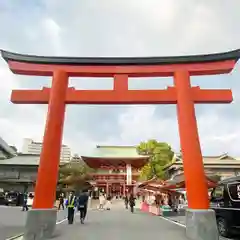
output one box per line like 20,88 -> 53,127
217,217 -> 231,237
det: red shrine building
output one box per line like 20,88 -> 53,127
81,145 -> 149,197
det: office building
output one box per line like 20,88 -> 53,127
22,138 -> 71,162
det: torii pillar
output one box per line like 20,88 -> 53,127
1,48 -> 240,240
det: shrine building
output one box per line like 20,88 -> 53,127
164,153 -> 240,180
81,145 -> 149,197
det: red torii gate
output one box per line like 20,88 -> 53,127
1,49 -> 240,240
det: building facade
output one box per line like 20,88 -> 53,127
0,153 -> 67,192
0,136 -> 68,192
164,153 -> 240,180
81,145 -> 150,197
22,138 -> 71,162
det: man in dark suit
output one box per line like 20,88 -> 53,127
78,190 -> 89,224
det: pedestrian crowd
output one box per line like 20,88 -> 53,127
63,191 -> 137,224
142,191 -> 187,211
20,190 -> 138,225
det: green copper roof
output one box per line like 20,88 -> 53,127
81,146 -> 148,159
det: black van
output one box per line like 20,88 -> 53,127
210,176 -> 240,237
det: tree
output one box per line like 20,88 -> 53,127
137,139 -> 174,180
58,161 -> 95,192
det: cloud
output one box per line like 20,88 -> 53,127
0,0 -> 240,157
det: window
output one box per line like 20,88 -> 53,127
212,185 -> 224,198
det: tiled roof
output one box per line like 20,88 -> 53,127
164,153 -> 240,170
0,137 -> 16,158
0,153 -> 66,166
81,145 -> 148,159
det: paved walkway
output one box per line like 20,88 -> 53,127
164,214 -> 238,240
51,207 -> 188,240
0,206 -> 67,240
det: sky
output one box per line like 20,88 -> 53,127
0,0 -> 240,156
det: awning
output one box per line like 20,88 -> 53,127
163,174 -> 217,190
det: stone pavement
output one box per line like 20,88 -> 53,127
165,214 -> 186,226
49,206 -> 188,240
164,214 -> 238,240
0,206 -> 66,240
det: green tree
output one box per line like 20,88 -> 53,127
137,139 -> 174,180
58,161 -> 95,192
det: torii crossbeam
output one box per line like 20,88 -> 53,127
1,48 -> 240,240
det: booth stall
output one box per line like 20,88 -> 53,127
138,178 -> 180,216
138,174 -> 218,216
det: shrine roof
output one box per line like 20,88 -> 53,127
138,177 -> 165,188
81,145 -> 148,159
164,172 -> 217,189
163,153 -> 240,170
81,146 -> 149,168
1,49 -> 240,66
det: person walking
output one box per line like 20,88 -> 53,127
124,195 -> 129,209
99,194 -> 105,210
22,192 -> 28,211
66,192 -> 77,224
129,193 -> 136,213
77,190 -> 89,224
106,195 -> 112,210
58,193 -> 64,210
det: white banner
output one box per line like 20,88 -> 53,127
126,164 -> 132,185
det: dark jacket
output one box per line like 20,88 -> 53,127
129,195 -> 135,207
78,194 -> 88,208
23,193 -> 28,201
59,195 -> 64,203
